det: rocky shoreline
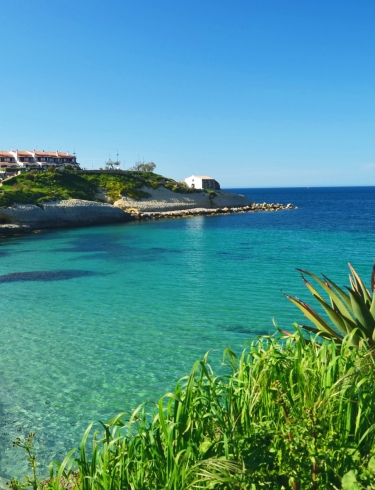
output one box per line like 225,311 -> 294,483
0,201 -> 296,237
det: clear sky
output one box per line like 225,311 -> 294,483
1,0 -> 374,187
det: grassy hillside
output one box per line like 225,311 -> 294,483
0,170 -> 196,207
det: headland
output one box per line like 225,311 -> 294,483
0,170 -> 296,236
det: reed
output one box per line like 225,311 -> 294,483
34,330 -> 375,490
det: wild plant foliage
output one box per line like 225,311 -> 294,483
34,333 -> 375,490
286,263 -> 375,346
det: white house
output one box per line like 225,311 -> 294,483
185,175 -> 220,190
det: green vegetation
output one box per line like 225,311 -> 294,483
205,189 -> 217,199
12,265 -> 375,489
0,170 -> 182,207
164,182 -> 198,193
286,263 -> 375,346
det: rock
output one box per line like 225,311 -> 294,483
0,224 -> 32,236
0,200 -> 130,229
114,187 -> 252,213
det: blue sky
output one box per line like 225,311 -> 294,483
1,0 -> 374,187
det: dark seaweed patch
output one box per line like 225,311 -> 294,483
225,325 -> 254,335
224,325 -> 272,336
0,270 -> 102,283
66,243 -> 186,264
52,232 -> 136,256
54,243 -> 127,255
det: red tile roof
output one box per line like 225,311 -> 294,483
34,152 -> 57,157
0,150 -> 77,160
17,151 -> 33,156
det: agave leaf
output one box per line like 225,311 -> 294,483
313,294 -> 357,337
346,288 -> 375,336
289,265 -> 375,347
301,276 -> 324,301
348,263 -> 372,305
321,274 -> 352,313
285,295 -> 343,340
298,269 -> 353,323
371,263 -> 375,293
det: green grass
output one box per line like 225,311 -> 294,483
0,170 -> 185,207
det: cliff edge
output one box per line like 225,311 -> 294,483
114,187 -> 252,212
0,199 -> 130,229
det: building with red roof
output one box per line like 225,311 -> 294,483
0,150 -> 79,170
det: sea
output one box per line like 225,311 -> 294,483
0,186 -> 374,480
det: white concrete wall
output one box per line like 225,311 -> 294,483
185,175 -> 203,189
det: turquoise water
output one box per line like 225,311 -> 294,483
0,186 -> 375,479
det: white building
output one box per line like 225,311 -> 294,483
185,175 -> 220,190
0,150 -> 79,171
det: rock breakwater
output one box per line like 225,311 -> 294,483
130,202 -> 296,221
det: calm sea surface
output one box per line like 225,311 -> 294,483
0,186 -> 375,479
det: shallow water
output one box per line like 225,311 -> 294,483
0,186 -> 374,479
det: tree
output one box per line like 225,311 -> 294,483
128,160 -> 156,173
105,158 -> 121,171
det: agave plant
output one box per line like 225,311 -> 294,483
285,263 -> 375,346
